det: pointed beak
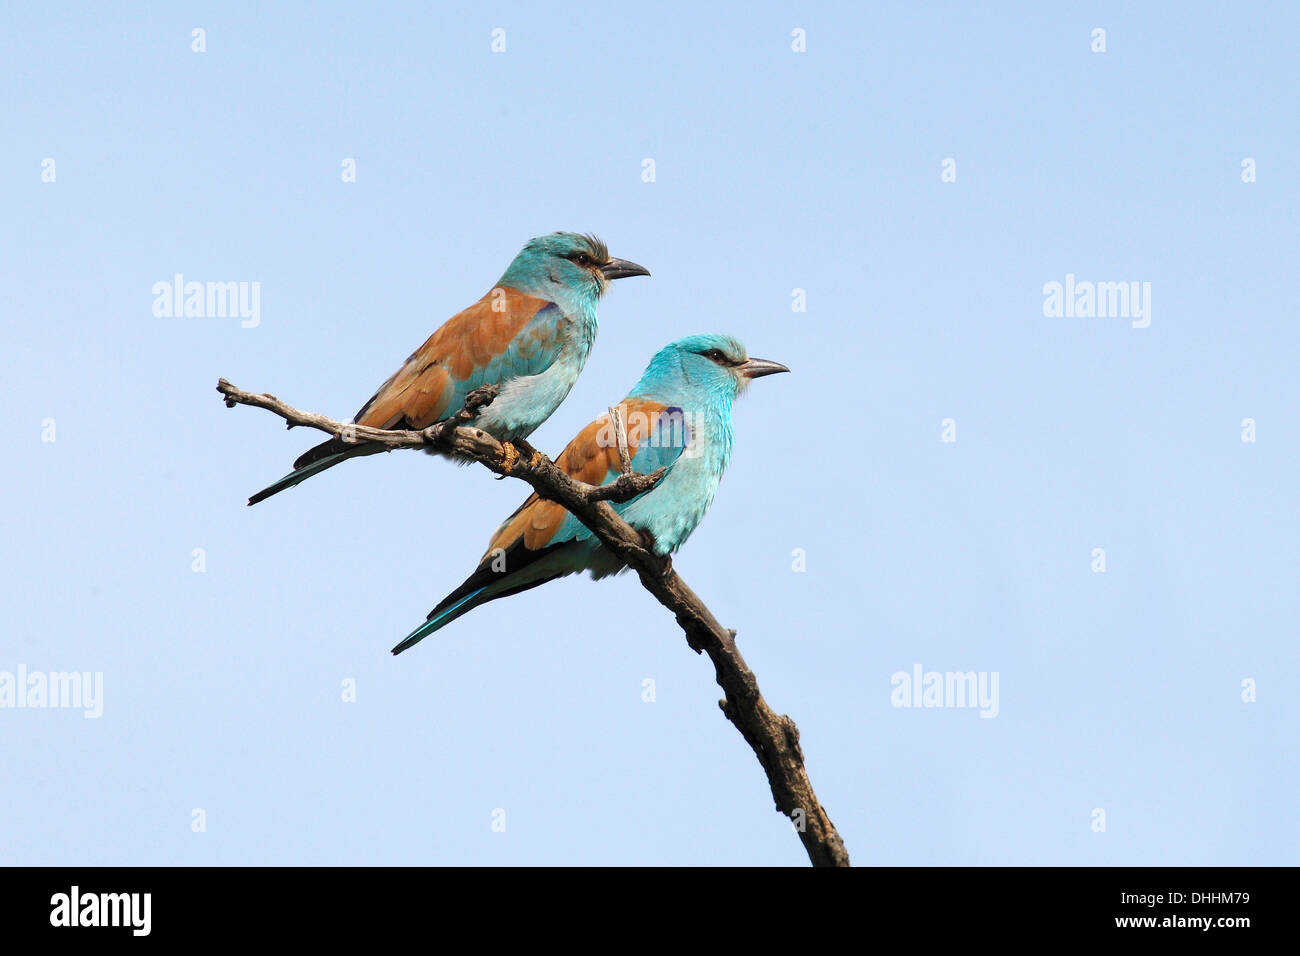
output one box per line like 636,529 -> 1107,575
600,257 -> 651,280
738,357 -> 790,379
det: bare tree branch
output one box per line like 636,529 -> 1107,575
216,378 -> 850,867
608,403 -> 634,475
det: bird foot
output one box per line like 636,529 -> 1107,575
501,441 -> 519,474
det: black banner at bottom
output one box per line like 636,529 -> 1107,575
0,866 -> 1279,940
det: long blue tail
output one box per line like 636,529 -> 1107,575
390,588 -> 487,655
247,450 -> 355,505
248,429 -> 398,506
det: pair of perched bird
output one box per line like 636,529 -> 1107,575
248,232 -> 788,654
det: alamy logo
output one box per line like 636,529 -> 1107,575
1042,274 -> 1151,328
890,663 -> 999,718
595,405 -> 703,459
151,274 -> 261,328
0,665 -> 102,718
50,886 -> 151,936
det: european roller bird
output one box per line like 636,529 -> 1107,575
392,334 -> 789,654
247,232 -> 648,505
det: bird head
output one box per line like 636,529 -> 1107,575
635,333 -> 790,403
498,232 -> 649,308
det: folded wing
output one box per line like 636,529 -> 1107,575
348,288 -> 563,434
250,288 -> 563,504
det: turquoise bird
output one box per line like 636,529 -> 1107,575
248,232 -> 648,505
392,334 -> 789,654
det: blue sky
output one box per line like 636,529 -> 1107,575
2,2 -> 1296,865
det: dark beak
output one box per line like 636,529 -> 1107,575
738,357 -> 790,379
600,257 -> 651,280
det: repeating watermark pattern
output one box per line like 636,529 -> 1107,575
50,887 -> 150,936
0,666 -> 102,718
151,275 -> 260,328
1042,274 -> 1151,328
15,10 -> 1282,874
890,664 -> 999,718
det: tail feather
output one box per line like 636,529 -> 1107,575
391,588 -> 487,655
293,435 -> 353,471
247,438 -> 383,506
390,572 -> 566,655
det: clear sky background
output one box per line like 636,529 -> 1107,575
2,2 -> 1296,866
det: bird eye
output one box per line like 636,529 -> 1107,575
702,349 -> 724,361
573,253 -> 591,267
